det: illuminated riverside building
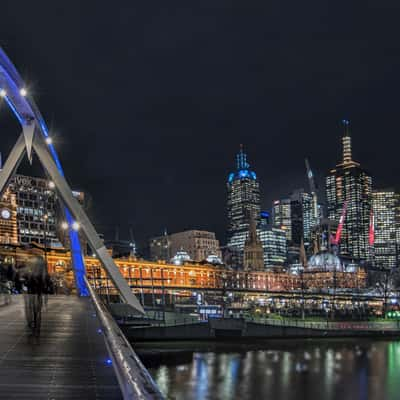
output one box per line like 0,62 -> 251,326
7,174 -> 62,247
0,246 -> 366,295
326,121 -> 372,260
0,189 -> 18,245
226,146 -> 260,253
372,190 -> 398,269
0,174 -> 87,251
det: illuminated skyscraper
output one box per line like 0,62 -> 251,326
272,189 -> 314,248
326,121 -> 372,260
290,189 -> 314,247
8,174 -> 62,247
226,146 -> 260,252
259,227 -> 287,267
372,190 -> 398,269
272,198 -> 292,242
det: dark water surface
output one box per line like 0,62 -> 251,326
136,339 -> 400,400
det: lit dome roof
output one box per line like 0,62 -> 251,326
171,250 -> 192,265
206,254 -> 223,264
228,169 -> 257,183
308,251 -> 342,271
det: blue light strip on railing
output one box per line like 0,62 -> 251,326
35,115 -> 89,297
0,84 -> 88,296
3,94 -> 24,125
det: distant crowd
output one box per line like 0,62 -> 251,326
0,253 -> 55,296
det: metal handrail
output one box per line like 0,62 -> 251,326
84,276 -> 164,400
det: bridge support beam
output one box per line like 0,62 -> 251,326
0,128 -> 145,315
0,133 -> 26,195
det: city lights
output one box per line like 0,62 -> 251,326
61,221 -> 69,230
71,221 -> 80,231
0,89 -> 6,98
45,137 -> 52,145
19,87 -> 27,97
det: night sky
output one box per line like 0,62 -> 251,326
0,1 -> 399,251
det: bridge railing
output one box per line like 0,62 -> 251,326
84,276 -> 164,400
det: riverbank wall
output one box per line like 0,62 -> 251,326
122,318 -> 400,341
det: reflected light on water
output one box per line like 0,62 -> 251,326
144,340 -> 400,400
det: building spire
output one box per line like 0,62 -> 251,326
247,212 -> 259,243
243,212 -> 264,271
236,144 -> 250,170
341,119 -> 352,164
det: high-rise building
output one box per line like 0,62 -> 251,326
326,121 -> 372,260
226,146 -> 261,252
259,227 -> 287,268
243,216 -> 264,271
290,189 -> 314,247
272,189 -> 314,248
8,174 -> 62,248
163,230 -> 221,262
395,198 -> 400,267
0,174 -> 87,251
272,198 -> 292,242
372,190 -> 398,269
311,218 -> 338,253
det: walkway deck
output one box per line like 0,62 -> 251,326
0,295 -> 122,399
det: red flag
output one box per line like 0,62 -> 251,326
369,209 -> 375,246
334,201 -> 348,245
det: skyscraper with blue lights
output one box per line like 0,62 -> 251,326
226,146 -> 261,256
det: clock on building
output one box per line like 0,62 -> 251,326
1,209 -> 11,220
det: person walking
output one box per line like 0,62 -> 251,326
23,254 -> 48,337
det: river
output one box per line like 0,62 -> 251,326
136,338 -> 400,400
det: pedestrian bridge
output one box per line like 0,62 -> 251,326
0,45 -> 163,399
0,294 -> 162,399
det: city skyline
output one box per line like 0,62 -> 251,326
1,119 -> 396,250
2,4 -> 400,400
1,3 -> 400,249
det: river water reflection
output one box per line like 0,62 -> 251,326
137,339 -> 400,400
